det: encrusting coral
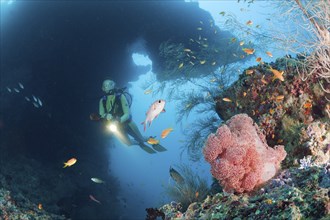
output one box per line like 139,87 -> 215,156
203,114 -> 287,193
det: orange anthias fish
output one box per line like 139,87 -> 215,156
269,67 -> 285,82
161,128 -> 173,139
63,158 -> 77,168
89,195 -> 101,204
195,192 -> 199,198
256,57 -> 262,62
246,69 -> 254,75
246,20 -> 253,26
261,78 -> 268,84
38,204 -> 43,210
304,102 -> 312,109
266,51 -> 273,57
242,48 -> 255,55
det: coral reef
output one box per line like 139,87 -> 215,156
203,114 -> 286,193
145,207 -> 165,220
302,121 -> 330,165
214,56 -> 330,167
0,188 -> 66,220
158,165 -> 330,219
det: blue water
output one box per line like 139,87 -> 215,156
0,0 -> 314,219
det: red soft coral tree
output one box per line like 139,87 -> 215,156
203,114 -> 287,193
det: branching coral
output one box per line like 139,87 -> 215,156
203,114 -> 287,193
285,0 -> 330,99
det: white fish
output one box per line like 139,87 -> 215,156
32,95 -> 37,102
91,178 -> 105,184
13,88 -> 20,93
25,96 -> 30,102
18,83 -> 24,89
37,98 -> 43,107
33,102 -> 39,108
6,87 -> 12,92
141,99 -> 166,131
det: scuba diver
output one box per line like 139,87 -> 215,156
97,79 -> 167,154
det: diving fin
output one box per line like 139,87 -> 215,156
139,143 -> 157,154
151,144 -> 167,152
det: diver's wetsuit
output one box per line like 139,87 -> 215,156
99,92 -> 166,153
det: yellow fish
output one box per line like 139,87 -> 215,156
178,63 -> 184,69
161,128 -> 173,139
239,41 -> 244,46
223,97 -> 232,102
200,60 -> 206,64
185,103 -> 192,109
211,61 -> 216,65
63,158 -> 77,168
269,67 -> 285,81
275,95 -> 285,102
242,48 -> 255,55
184,48 -> 192,52
144,89 -> 152,95
147,137 -> 159,145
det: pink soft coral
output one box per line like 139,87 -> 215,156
203,114 -> 287,193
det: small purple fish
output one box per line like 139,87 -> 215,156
141,99 -> 166,131
89,195 -> 101,204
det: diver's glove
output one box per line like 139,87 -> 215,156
105,113 -> 113,121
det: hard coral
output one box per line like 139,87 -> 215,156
203,114 -> 287,193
